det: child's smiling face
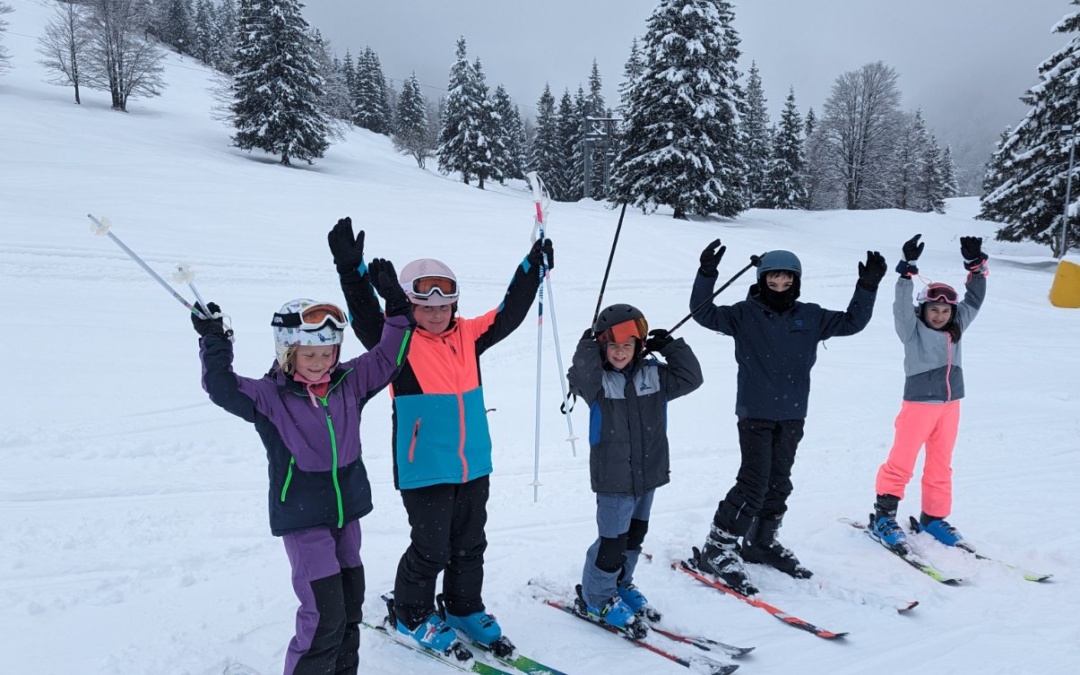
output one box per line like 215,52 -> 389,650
604,338 -> 637,370
294,345 -> 338,379
925,303 -> 953,330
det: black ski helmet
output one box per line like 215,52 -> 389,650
757,250 -> 802,280
593,304 -> 648,349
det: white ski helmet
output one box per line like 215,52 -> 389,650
399,258 -> 459,307
270,298 -> 347,370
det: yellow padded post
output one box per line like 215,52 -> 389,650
1049,259 -> 1080,308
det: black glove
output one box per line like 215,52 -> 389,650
369,258 -> 411,317
902,234 -> 924,262
581,328 -> 595,342
960,236 -> 987,270
858,251 -> 887,291
645,329 -> 674,353
328,217 -> 365,276
191,302 -> 232,339
527,237 -> 554,270
699,239 -> 725,278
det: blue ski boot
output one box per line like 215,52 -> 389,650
576,585 -> 647,638
396,612 -> 459,653
445,610 -> 503,646
914,513 -> 966,547
617,582 -> 661,622
870,494 -> 908,553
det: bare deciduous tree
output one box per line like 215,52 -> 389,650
38,0 -> 94,104
84,0 -> 166,111
820,61 -> 903,210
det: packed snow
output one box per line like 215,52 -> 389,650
2,1 -> 1078,673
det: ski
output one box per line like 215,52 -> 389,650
455,634 -> 571,675
672,558 -> 848,640
905,516 -> 1053,582
529,581 -> 740,675
363,618 -> 512,675
840,517 -> 963,585
643,621 -> 755,658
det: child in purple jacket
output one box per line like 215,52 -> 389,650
191,258 -> 413,675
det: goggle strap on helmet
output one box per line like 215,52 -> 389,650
271,302 -> 348,331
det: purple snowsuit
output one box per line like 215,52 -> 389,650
198,312 -> 413,675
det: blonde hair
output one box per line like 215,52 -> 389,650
278,345 -> 298,375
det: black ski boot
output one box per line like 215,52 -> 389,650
695,525 -> 758,596
740,514 -> 813,579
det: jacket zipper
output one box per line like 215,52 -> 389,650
408,418 -> 421,463
281,374 -> 349,529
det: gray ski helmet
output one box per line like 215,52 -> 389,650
593,304 -> 648,348
757,250 -> 802,280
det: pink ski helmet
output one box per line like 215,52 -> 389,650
398,258 -> 459,307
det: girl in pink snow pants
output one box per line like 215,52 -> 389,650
869,234 -> 988,551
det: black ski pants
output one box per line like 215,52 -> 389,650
394,475 -> 490,628
714,418 -> 805,536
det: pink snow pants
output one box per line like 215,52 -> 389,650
875,400 -> 961,518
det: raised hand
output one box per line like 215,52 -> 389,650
858,251 -> 887,291
369,258 -> 411,317
528,238 -> 555,270
645,328 -> 674,353
699,239 -> 726,278
328,217 -> 366,276
191,302 -> 232,339
960,236 -> 986,270
902,234 -> 924,262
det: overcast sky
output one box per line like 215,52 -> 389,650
301,0 -> 1073,181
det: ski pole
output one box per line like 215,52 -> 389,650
591,202 -> 628,326
666,254 -> 762,335
540,260 -> 579,457
526,171 -> 547,502
87,214 -> 208,319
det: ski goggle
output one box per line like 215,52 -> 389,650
922,283 -> 958,305
410,276 -> 459,299
597,317 -> 649,346
271,303 -> 348,331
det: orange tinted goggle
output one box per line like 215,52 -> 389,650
597,317 -> 648,345
272,303 -> 348,331
411,276 -> 459,299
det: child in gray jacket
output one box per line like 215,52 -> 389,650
869,235 -> 988,553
